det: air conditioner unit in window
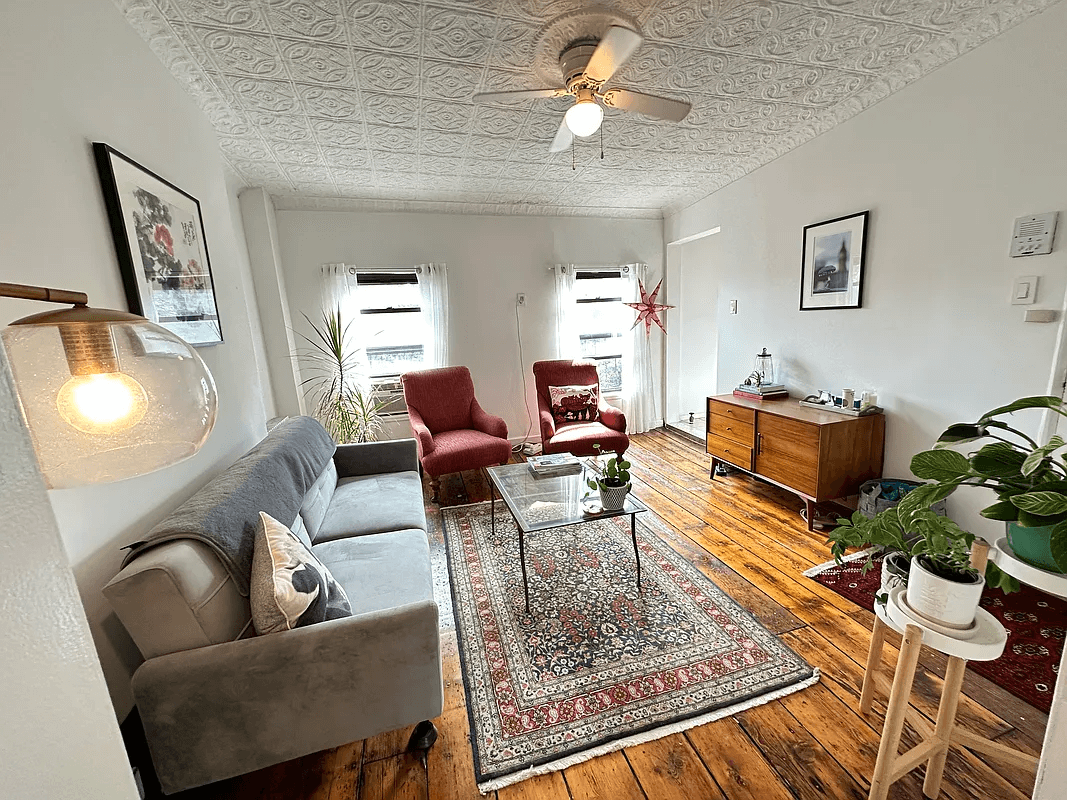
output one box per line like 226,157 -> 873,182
371,377 -> 407,417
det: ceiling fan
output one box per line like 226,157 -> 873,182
473,25 -> 692,154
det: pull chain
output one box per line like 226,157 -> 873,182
571,135 -> 575,171
600,121 -> 604,160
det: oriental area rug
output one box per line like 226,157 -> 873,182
441,503 -> 819,793
806,551 -> 1065,714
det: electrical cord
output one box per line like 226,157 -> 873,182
512,300 -> 535,454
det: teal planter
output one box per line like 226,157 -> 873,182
1006,522 -> 1062,572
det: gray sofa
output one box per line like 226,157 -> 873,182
103,417 -> 442,794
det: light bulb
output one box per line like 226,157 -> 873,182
564,99 -> 604,138
57,372 -> 147,435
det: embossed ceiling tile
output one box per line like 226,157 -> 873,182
467,158 -> 507,177
417,156 -> 467,175
471,106 -> 529,137
269,140 -> 326,165
373,152 -> 420,172
419,100 -> 476,133
252,112 -> 316,142
167,22 -> 212,66
288,180 -> 339,195
420,60 -> 485,101
417,131 -> 470,156
520,112 -> 566,142
229,159 -> 292,183
467,134 -> 516,161
310,118 -> 366,146
284,165 -> 335,183
195,28 -> 286,79
330,168 -> 377,187
218,135 -> 274,161
375,171 -> 423,189
362,92 -> 420,127
173,0 -> 270,31
423,6 -> 497,63
321,147 -> 373,169
644,0 -> 719,43
346,0 -> 420,54
486,19 -> 540,71
499,161 -> 548,180
264,0 -> 347,42
351,49 -> 419,95
364,124 -> 419,152
228,77 -> 301,113
479,67 -> 545,95
279,41 -> 353,84
298,84 -> 363,119
209,110 -> 256,137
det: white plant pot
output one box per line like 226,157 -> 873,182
880,551 -> 910,595
905,556 -> 984,629
598,482 -> 631,512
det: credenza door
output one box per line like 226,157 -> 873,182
754,413 -> 820,497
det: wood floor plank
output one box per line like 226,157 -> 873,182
625,735 -> 726,800
563,750 -> 646,800
361,753 -> 427,800
428,707 -> 483,800
496,771 -> 569,800
363,725 -> 414,764
440,630 -> 468,714
684,718 -> 797,800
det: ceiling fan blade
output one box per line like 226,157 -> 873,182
585,26 -> 644,84
549,119 -> 573,154
473,88 -> 567,104
601,88 -> 691,122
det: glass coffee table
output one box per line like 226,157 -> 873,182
486,461 -> 648,613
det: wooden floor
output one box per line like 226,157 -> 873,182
178,429 -> 1046,800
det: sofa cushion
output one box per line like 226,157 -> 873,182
548,383 -> 599,424
313,529 -> 433,616
102,540 -> 251,659
299,459 -> 338,540
251,513 -> 352,634
314,471 -> 427,543
420,428 -> 511,477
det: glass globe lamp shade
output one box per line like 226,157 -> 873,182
564,99 -> 604,138
1,306 -> 217,489
753,348 -> 775,386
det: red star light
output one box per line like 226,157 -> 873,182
625,279 -> 674,335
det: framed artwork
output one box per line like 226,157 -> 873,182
93,142 -> 223,345
799,210 -> 869,311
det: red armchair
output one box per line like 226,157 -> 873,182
401,366 -> 510,502
532,360 -> 629,458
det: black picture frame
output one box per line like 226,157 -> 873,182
799,210 -> 869,311
93,142 -> 223,345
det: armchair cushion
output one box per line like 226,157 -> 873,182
250,513 -> 352,635
420,428 -> 511,477
543,421 -> 629,457
314,471 -> 427,544
548,384 -> 599,424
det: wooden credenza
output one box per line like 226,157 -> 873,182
706,394 -> 885,530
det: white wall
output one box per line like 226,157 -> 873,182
0,0 -> 271,718
664,0 -> 1067,542
268,208 -> 665,437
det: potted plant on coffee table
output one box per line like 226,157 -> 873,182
914,395 -> 1067,575
587,445 -> 632,511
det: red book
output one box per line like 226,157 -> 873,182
733,389 -> 788,401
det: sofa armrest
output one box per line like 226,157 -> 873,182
471,398 -> 508,439
598,403 -> 626,432
334,438 -> 418,478
406,406 -> 436,458
134,600 -> 442,794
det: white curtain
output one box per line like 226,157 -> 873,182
416,262 -> 449,368
553,263 -> 579,358
319,263 -> 366,372
619,262 -> 657,433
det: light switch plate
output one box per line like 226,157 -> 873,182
1010,212 -> 1058,257
729,299 -> 738,314
1012,275 -> 1038,305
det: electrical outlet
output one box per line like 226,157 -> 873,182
516,293 -> 526,306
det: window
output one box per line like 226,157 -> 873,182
574,269 -> 628,393
346,271 -> 427,378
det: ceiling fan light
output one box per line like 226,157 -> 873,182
564,99 -> 603,138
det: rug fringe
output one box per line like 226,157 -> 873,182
475,668 -> 822,794
802,547 -> 880,578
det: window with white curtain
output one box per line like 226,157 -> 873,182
574,269 -> 628,393
344,270 -> 428,378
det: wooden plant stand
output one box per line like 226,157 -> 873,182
859,544 -> 1039,799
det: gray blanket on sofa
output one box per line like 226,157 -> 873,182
122,416 -> 336,596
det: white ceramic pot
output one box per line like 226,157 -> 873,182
599,482 -> 631,511
905,556 -> 984,629
880,551 -> 910,595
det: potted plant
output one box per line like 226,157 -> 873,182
587,445 -> 632,511
912,395 -> 1067,575
296,306 -> 386,444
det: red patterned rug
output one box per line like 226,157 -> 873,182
807,552 -> 1065,714
442,503 -> 818,792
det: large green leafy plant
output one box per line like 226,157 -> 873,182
916,395 -> 1067,573
297,306 -> 386,444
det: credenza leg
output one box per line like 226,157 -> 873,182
805,498 -> 816,531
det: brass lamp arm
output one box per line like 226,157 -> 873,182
0,282 -> 88,307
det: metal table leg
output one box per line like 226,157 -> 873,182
490,475 -> 495,535
519,526 -> 530,614
632,513 -> 642,592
